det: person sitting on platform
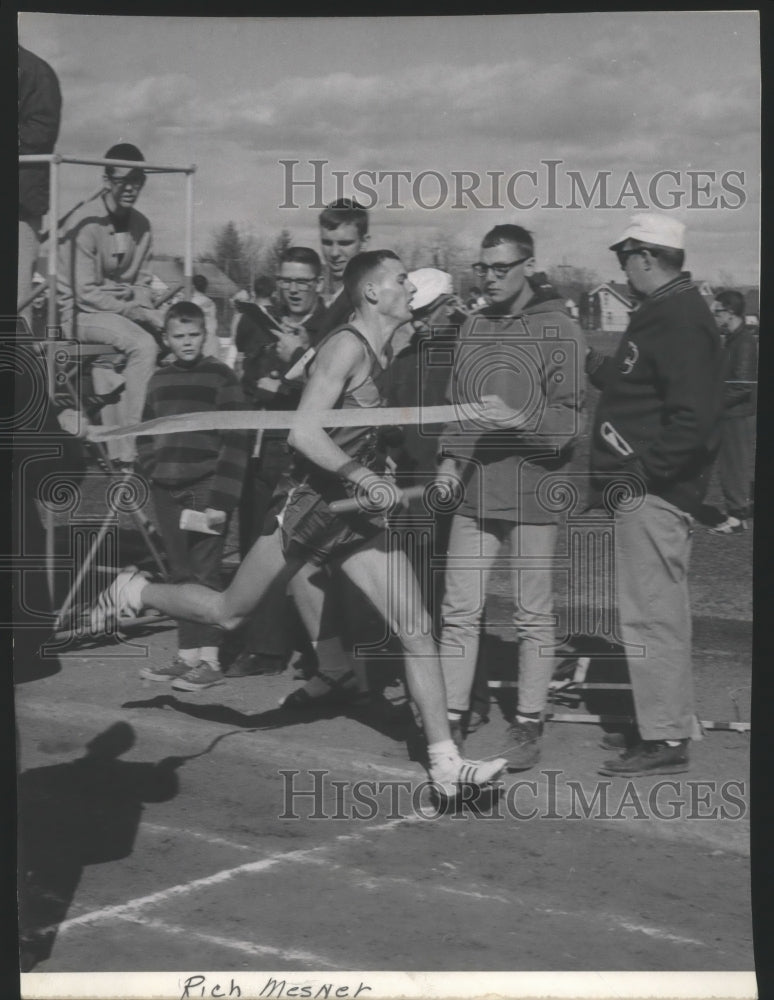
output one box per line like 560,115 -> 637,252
56,142 -> 165,470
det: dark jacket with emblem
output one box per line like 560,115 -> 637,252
438,281 -> 586,523
587,273 -> 724,516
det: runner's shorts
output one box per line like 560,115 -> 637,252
265,481 -> 385,565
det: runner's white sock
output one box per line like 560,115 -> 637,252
178,648 -> 200,666
428,739 -> 460,767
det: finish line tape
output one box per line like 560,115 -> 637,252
89,404 -> 466,441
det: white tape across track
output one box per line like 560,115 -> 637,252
89,404 -> 466,440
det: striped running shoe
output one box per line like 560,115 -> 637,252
429,754 -> 508,799
90,566 -> 149,633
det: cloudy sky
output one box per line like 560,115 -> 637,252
19,11 -> 760,285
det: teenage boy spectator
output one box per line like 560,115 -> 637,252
709,289 -> 757,534
318,198 -> 369,330
18,45 -> 61,327
57,143 -> 163,469
435,226 -> 586,764
136,302 -> 249,691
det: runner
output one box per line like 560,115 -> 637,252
92,250 -> 507,797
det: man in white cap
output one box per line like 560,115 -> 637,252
587,213 -> 724,776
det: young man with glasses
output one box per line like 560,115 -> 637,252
586,213 -> 724,776
435,224 -> 586,766
230,247 -> 330,678
709,289 -> 757,534
56,143 -> 165,469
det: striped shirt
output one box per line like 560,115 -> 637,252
137,355 -> 249,512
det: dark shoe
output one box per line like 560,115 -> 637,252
449,718 -> 465,753
599,725 -> 640,751
500,718 -> 542,771
598,739 -> 690,776
466,711 -> 489,736
280,670 -> 360,711
224,652 -> 286,677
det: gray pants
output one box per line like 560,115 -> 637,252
18,215 -> 41,325
718,415 -> 756,517
440,514 -> 558,715
75,312 -> 159,464
614,493 -> 695,741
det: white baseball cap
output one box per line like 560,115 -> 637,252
609,213 -> 686,252
408,268 -> 454,311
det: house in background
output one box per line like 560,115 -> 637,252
589,282 -> 634,333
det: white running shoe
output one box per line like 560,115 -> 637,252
90,566 -> 149,633
429,754 -> 508,799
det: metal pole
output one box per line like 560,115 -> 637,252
45,155 -> 61,608
46,156 -> 59,337
184,168 -> 196,298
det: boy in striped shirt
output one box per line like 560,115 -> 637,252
137,301 -> 249,690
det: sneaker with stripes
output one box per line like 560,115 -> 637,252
90,566 -> 149,633
429,754 -> 508,799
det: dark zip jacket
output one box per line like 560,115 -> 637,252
587,273 -> 724,515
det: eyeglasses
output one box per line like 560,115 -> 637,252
277,277 -> 317,289
617,248 -> 645,270
108,171 -> 146,189
471,255 -> 531,279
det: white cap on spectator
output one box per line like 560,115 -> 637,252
408,268 -> 454,311
609,213 -> 686,251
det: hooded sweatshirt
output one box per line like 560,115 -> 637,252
438,282 -> 586,523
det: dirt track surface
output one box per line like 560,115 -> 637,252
16,407 -> 754,977
16,591 -> 752,974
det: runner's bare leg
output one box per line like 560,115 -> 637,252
337,541 -> 450,745
139,528 -> 301,630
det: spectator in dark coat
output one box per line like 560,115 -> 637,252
709,289 -> 757,533
18,45 -> 61,325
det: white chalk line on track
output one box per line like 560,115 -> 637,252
143,822 -> 257,853
112,915 -> 340,969
137,821 -> 710,953
45,816 -> 420,939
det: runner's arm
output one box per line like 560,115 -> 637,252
288,333 -> 378,488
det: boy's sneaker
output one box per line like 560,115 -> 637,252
171,662 -> 226,692
500,718 -> 542,771
140,657 -> 195,683
90,566 -> 149,633
598,739 -> 690,776
429,754 -> 508,799
709,516 -> 747,535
